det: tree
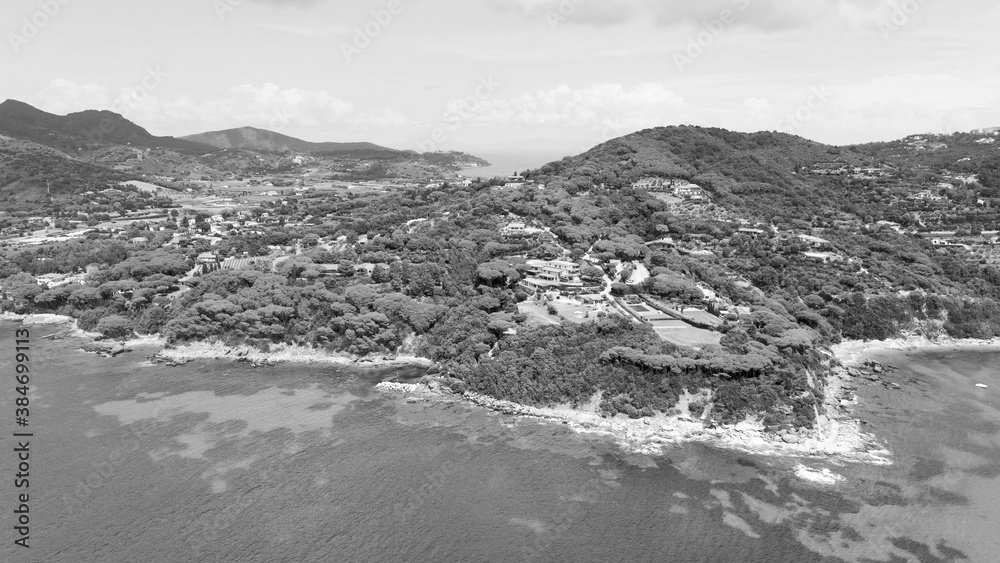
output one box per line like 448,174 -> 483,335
338,260 -> 355,277
135,306 -> 169,334
96,315 -> 133,340
3,273 -> 43,311
580,265 -> 604,283
371,265 -> 392,284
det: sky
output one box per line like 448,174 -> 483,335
2,0 -> 999,157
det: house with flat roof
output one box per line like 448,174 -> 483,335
520,260 -> 584,292
632,177 -> 665,190
674,184 -> 705,198
803,251 -> 844,264
196,252 -> 219,264
501,222 -> 526,236
796,234 -> 832,248
526,259 -> 580,274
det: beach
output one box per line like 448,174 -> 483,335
831,334 -> 1000,365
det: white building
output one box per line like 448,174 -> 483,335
674,184 -> 705,198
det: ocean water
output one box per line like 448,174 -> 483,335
1,324 -> 997,562
458,152 -> 565,179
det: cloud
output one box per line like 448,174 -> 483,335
681,74 -> 1000,143
241,0 -> 326,6
488,0 -> 893,32
28,80 -> 411,136
443,82 -> 687,129
35,79 -> 112,115
253,22 -> 352,36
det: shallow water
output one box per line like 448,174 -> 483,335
1,325 -> 996,562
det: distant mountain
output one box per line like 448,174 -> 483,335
0,99 -> 211,154
181,126 -> 396,155
972,127 -> 1000,135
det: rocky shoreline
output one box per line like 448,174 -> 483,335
154,340 -> 435,369
376,358 -> 894,467
375,337 -> 1000,467
0,313 -> 434,369
2,311 -> 988,466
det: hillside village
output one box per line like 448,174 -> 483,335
4,142 -> 999,351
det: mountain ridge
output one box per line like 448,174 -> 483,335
0,99 -> 211,154
181,126 -> 397,155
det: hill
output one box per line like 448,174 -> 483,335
182,126 -> 395,155
1,121 -> 999,431
531,125 -> 999,225
0,135 -> 131,208
182,127 -> 491,168
533,126 -> 872,218
0,99 -> 211,154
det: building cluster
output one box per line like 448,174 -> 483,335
807,162 -> 896,177
519,259 -> 586,292
630,178 -> 707,199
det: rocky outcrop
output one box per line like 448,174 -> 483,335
80,342 -> 129,357
844,360 -> 901,390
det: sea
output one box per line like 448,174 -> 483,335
2,323 -> 998,562
458,151 -> 567,179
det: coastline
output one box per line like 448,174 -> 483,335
0,313 -> 434,368
400,334 -> 1000,464
831,334 -> 1000,366
2,312 -> 77,325
156,340 -> 434,368
6,310 -> 994,464
377,358 -> 893,467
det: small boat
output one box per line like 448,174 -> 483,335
976,383 -> 988,389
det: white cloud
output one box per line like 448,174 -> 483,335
488,0 -> 891,32
28,81 -> 411,135
688,74 -> 1000,143
451,83 -> 687,128
34,79 -> 111,115
253,22 -> 352,36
